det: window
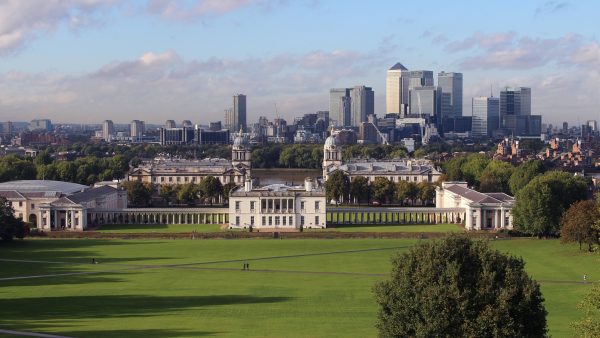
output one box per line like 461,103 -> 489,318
261,199 -> 267,210
315,216 -> 320,225
282,217 -> 286,225
315,201 -> 320,210
31,203 -> 35,209
413,176 -> 417,182
262,216 -> 266,226
184,177 -> 189,182
289,216 -> 293,226
235,201 -> 241,211
169,177 -> 173,182
153,177 -> 157,182
300,216 -> 305,226
288,199 -> 294,211
250,201 -> 255,210
275,217 -> 280,226
268,217 -> 272,226
177,177 -> 181,182
161,177 -> 165,182
19,201 -> 23,207
250,216 -> 255,226
192,177 -> 196,182
300,201 -> 305,210
235,216 -> 240,226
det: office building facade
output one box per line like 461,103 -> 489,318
102,120 -> 115,142
130,120 -> 145,138
438,72 -> 463,118
471,96 -> 500,137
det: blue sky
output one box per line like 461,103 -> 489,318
0,0 -> 599,125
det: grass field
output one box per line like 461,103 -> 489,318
96,224 -> 223,233
0,238 -> 597,337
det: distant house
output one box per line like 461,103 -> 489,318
436,181 -> 514,231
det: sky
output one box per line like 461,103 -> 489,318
0,0 -> 599,126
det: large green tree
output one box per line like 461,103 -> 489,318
324,170 -> 350,204
374,236 -> 547,338
479,160 -> 514,193
509,160 -> 546,195
121,181 -> 153,207
560,200 -> 599,251
417,181 -> 436,206
371,177 -> 394,204
0,197 -> 26,242
513,171 -> 588,236
176,183 -> 200,205
349,176 -> 370,204
199,176 -> 223,205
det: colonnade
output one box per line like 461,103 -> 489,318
327,207 -> 466,225
89,208 -> 229,225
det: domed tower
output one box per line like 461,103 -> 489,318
232,128 -> 251,169
323,134 -> 342,179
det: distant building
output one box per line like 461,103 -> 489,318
229,178 -> 326,230
409,86 -> 441,116
196,129 -> 230,145
102,120 -> 115,142
130,120 -> 145,138
437,72 -> 463,118
209,121 -> 222,131
159,127 -> 195,145
323,134 -> 441,183
182,120 -> 193,128
329,88 -> 352,127
329,86 -> 373,127
29,119 -> 53,132
471,96 -> 500,137
386,62 -> 410,116
165,120 -> 176,128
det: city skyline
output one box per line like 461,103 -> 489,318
0,1 -> 599,125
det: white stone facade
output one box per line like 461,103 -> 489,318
436,181 -> 514,231
229,179 -> 326,230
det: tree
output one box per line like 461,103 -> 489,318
371,177 -> 394,204
460,154 -> 490,187
159,184 -> 176,205
572,284 -> 600,338
222,182 -> 239,202
513,171 -> 588,236
349,176 -> 370,204
442,156 -> 467,182
199,176 -> 223,205
479,160 -> 514,193
121,181 -> 153,207
374,235 -> 547,338
324,170 -> 350,204
176,183 -> 200,205
394,180 -> 410,206
560,200 -> 599,251
417,181 -> 436,206
405,182 -> 419,206
0,197 -> 26,242
509,160 -> 546,195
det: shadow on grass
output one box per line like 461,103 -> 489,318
0,240 -> 172,287
56,329 -> 219,338
0,294 -> 292,321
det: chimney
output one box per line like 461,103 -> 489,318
244,177 -> 253,192
304,177 -> 313,192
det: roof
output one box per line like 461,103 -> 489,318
389,62 -> 408,71
0,180 -> 87,195
326,159 -> 440,176
231,183 -> 325,197
132,158 -> 240,175
68,185 -> 117,203
445,185 -> 514,205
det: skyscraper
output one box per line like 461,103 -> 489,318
130,120 -> 145,138
102,120 -> 115,142
350,85 -> 374,127
500,87 -> 532,135
409,86 -> 441,116
233,94 -> 247,132
438,72 -> 463,118
165,120 -> 176,128
329,88 -> 352,127
386,62 -> 410,116
406,70 -> 434,114
471,96 -> 500,137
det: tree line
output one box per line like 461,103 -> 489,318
121,177 -> 237,207
324,171 -> 437,206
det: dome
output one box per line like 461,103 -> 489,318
324,135 -> 339,148
233,134 -> 247,149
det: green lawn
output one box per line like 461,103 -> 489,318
324,223 -> 463,233
0,238 -> 597,337
96,223 -> 223,233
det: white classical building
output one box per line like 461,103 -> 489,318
435,181 -> 514,231
0,180 -> 127,230
128,130 -> 251,186
229,178 -> 326,230
322,134 -> 442,183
